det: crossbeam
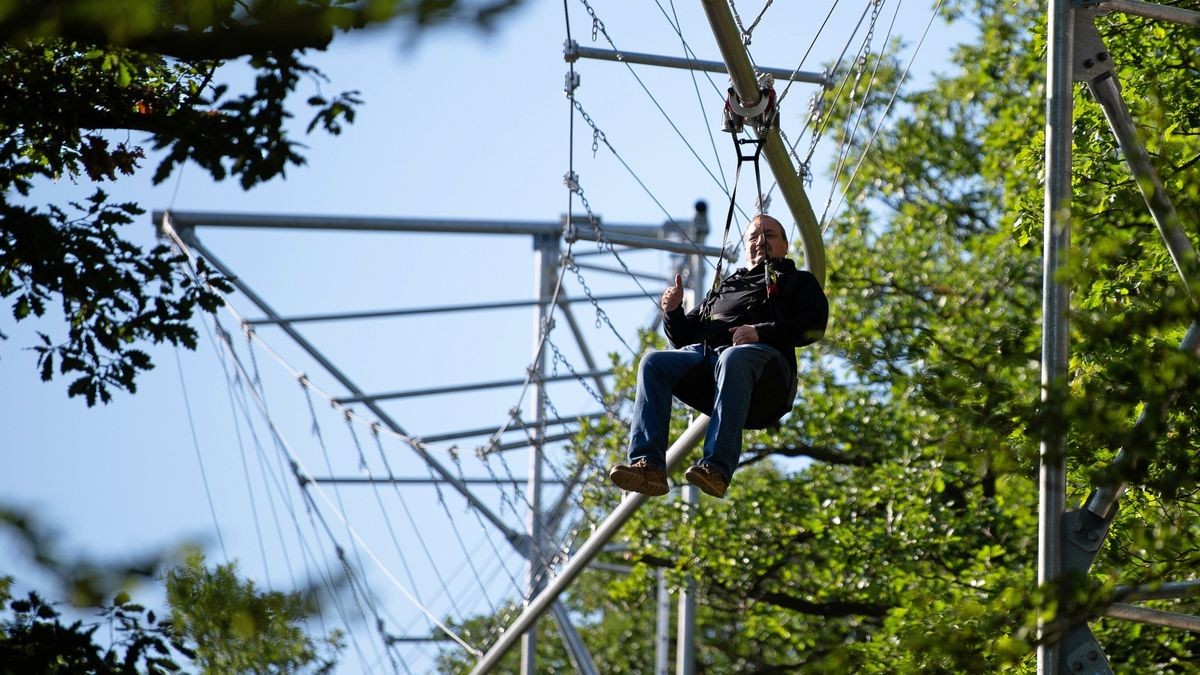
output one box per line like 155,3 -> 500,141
1097,0 -> 1200,25
564,40 -> 829,85
332,370 -> 612,404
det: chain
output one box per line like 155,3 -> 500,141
580,0 -> 614,47
547,338 -> 611,414
742,0 -> 775,45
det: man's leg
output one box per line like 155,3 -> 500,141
697,344 -> 781,484
611,345 -> 705,496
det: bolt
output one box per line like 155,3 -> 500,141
1088,650 -> 1098,660
1073,661 -> 1084,672
1087,531 -> 1100,542
1097,52 -> 1109,62
1084,58 -> 1095,68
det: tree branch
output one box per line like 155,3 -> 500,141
741,441 -> 879,468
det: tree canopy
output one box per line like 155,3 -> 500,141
0,0 -> 523,404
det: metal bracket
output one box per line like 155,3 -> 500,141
1073,9 -> 1114,83
1063,508 -> 1112,572
563,38 -> 580,63
1063,638 -> 1113,674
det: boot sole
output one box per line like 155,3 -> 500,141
609,468 -> 669,497
684,468 -> 727,499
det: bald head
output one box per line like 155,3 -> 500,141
744,214 -> 788,265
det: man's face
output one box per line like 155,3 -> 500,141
744,216 -> 787,265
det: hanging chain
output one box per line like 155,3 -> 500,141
742,0 -> 775,45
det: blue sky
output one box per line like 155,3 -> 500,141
1,2 -> 966,671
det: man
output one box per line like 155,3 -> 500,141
608,214 -> 828,498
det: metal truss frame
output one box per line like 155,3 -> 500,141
1039,1 -> 1200,672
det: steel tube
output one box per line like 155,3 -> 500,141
1097,0 -> 1200,25
309,477 -> 566,485
1116,579 -> 1200,602
1102,603 -> 1200,633
568,227 -> 730,258
550,601 -> 599,675
492,431 -> 576,453
158,210 -> 664,238
1088,321 -> 1200,518
655,568 -> 670,675
571,43 -> 828,85
245,293 -> 646,326
1039,1 -> 1076,672
1087,74 -> 1199,293
332,369 -> 612,404
571,261 -> 671,283
470,416 -> 710,673
416,412 -> 607,444
697,0 -> 826,285
556,297 -> 610,398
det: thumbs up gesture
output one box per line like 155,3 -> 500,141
661,274 -> 684,312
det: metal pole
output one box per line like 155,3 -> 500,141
522,233 -> 558,673
470,416 -> 710,674
333,370 -> 612,404
1086,74 -> 1199,294
1040,0 -> 1075,671
676,484 -> 698,675
656,567 -> 670,675
1116,579 -> 1200,602
244,292 -> 647,326
1096,0 -> 1200,25
1102,604 -> 1200,633
555,296 -> 610,398
675,238 -> 706,675
551,601 -> 600,675
565,42 -> 829,85
159,209 -> 663,238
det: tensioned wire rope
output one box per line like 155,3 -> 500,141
179,246 -> 373,663
206,318 -> 383,669
575,0 -> 756,252
821,0 -> 947,231
760,0 -> 878,247
161,218 -> 483,657
213,314 -> 428,673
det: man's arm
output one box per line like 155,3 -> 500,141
662,275 -> 704,348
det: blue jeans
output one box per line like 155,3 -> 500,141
628,343 -> 782,482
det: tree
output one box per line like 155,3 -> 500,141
165,552 -> 342,674
2,508 -> 344,674
0,0 -> 523,404
438,1 -> 1200,671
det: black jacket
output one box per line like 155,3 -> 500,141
663,257 -> 828,428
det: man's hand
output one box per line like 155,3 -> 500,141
729,325 -> 759,345
661,274 -> 684,312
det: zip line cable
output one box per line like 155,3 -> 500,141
221,321 -> 377,667
821,0 -> 898,225
576,0 -> 740,217
300,382 -> 404,674
824,0 -> 946,231
173,348 -> 230,564
662,0 -> 730,193
162,219 -> 482,657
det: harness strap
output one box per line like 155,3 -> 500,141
701,134 -> 766,352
